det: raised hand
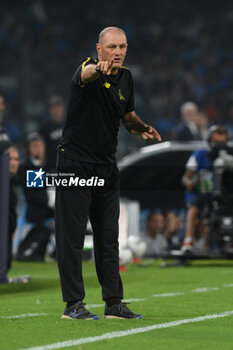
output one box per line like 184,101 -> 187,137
96,58 -> 114,75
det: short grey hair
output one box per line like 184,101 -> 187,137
180,102 -> 198,116
98,27 -> 127,43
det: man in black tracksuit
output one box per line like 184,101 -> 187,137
55,26 -> 161,320
40,96 -> 65,169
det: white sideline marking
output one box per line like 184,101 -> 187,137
88,284 -> 232,307
153,292 -> 185,297
88,284 -> 232,306
18,311 -> 233,350
2,284 -> 228,319
124,298 -> 146,302
221,271 -> 233,274
152,284 -> 233,298
191,287 -> 219,293
0,313 -> 48,319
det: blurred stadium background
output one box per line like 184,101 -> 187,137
1,0 -> 233,156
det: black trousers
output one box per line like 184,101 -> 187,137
55,153 -> 123,303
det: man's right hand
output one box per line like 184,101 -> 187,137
96,59 -> 114,75
81,59 -> 114,84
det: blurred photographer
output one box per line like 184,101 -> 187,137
181,125 -> 229,252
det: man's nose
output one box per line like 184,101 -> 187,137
114,47 -> 121,55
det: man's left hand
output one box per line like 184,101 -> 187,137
141,126 -> 162,142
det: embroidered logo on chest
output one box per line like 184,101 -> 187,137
118,89 -> 125,101
102,82 -> 111,89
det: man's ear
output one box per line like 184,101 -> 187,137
96,43 -> 100,55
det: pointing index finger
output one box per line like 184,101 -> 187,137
106,58 -> 114,75
109,58 -> 114,69
155,131 -> 162,141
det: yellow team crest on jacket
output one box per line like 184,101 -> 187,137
102,82 -> 111,89
118,89 -> 125,101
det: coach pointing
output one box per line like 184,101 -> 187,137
55,26 -> 161,320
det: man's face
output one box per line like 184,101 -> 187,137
28,139 -> 45,160
49,104 -> 64,123
96,30 -> 128,71
211,132 -> 228,146
8,147 -> 20,175
184,107 -> 198,123
147,213 -> 165,234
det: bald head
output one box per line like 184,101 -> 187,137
98,27 -> 127,44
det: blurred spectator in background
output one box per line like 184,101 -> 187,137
0,93 -> 21,143
1,2 -> 233,151
141,211 -> 168,257
225,105 -> 233,140
16,132 -> 54,261
0,95 -> 5,126
7,146 -> 20,271
0,95 -> 11,151
180,125 -> 228,252
173,102 -> 201,141
40,96 -> 65,168
164,211 -> 181,249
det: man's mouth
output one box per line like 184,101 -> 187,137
113,58 -> 121,63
